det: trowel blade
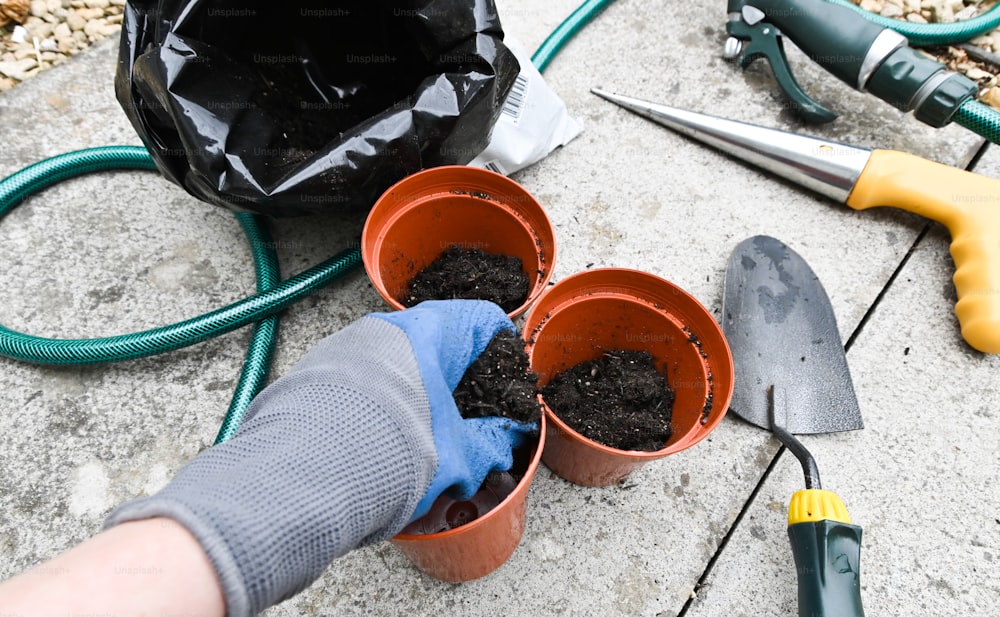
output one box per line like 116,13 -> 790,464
722,236 -> 863,434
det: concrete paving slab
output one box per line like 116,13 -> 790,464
0,2 -> 995,616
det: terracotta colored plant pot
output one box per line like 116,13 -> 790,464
523,268 -> 734,487
361,166 -> 556,318
390,414 -> 546,582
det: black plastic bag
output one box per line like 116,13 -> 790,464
116,1 -> 520,216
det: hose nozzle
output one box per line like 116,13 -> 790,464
867,45 -> 978,127
726,0 -> 977,127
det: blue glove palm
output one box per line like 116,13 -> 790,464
373,300 -> 539,520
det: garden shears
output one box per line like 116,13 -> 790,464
593,88 -> 1000,354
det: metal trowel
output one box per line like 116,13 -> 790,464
722,235 -> 865,617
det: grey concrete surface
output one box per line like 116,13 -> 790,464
0,1 -> 997,616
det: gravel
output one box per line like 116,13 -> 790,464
2,0 -> 1000,110
0,0 -> 123,90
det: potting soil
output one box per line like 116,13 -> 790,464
404,246 -> 530,313
541,350 -> 674,451
454,330 -> 542,426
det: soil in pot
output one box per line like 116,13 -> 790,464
541,350 -> 674,451
403,245 -> 530,314
454,330 -> 542,426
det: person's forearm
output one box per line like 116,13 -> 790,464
0,517 -> 224,617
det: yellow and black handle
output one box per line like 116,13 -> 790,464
787,489 -> 865,617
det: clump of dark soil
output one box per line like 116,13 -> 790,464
541,350 -> 674,451
453,330 -> 542,427
404,245 -> 530,313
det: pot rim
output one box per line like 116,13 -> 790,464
524,267 -> 734,456
361,165 -> 557,319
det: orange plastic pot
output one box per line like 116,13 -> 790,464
361,166 -> 556,318
390,415 -> 546,583
523,268 -> 734,487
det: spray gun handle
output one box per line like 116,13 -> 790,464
725,0 -> 885,121
726,0 -> 977,126
848,150 -> 1000,354
725,11 -> 837,123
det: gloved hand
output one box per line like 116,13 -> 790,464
371,300 -> 539,519
103,299 -> 538,617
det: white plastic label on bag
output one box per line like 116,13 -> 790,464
469,37 -> 583,176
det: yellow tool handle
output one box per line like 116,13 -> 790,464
847,149 -> 1000,354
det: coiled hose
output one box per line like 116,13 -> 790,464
532,0 -> 616,72
0,1 -> 614,444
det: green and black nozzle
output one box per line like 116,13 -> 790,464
724,0 -> 977,126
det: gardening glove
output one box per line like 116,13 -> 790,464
102,299 -> 537,617
370,300 -> 539,518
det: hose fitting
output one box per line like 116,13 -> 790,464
866,46 -> 978,127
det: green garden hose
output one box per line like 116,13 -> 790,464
214,214 -> 281,444
954,98 -> 1000,144
532,0 -> 616,72
0,147 -> 362,444
0,2 -> 614,444
830,0 -> 1000,46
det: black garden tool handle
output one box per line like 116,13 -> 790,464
787,518 -> 865,617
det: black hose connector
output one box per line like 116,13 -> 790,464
914,73 -> 979,128
866,46 -> 977,127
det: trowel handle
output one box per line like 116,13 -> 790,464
788,519 -> 865,617
847,149 -> 1000,354
787,489 -> 864,617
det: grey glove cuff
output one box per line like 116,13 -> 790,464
104,316 -> 437,616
